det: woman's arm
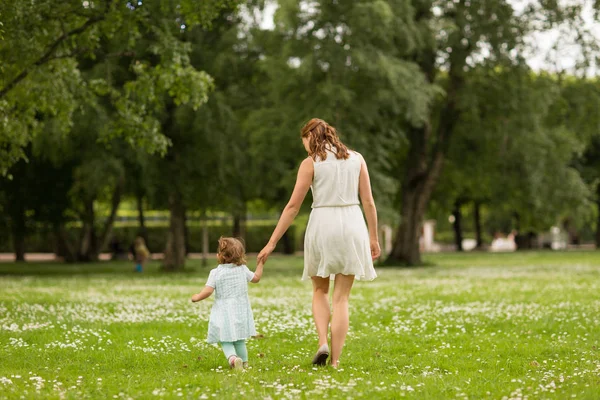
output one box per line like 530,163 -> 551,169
358,156 -> 381,260
191,286 -> 214,302
257,157 -> 314,263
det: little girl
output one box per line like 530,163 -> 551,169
191,237 -> 264,370
133,236 -> 150,272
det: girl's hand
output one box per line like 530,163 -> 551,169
370,239 -> 381,260
257,242 -> 276,264
191,294 -> 202,302
191,286 -> 214,302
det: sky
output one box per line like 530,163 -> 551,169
254,0 -> 599,76
511,0 -> 599,74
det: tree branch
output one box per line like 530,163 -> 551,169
106,51 -> 137,58
0,0 -> 114,99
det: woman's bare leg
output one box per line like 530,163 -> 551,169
311,276 -> 330,347
330,274 -> 355,367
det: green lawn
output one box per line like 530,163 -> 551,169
1,252 -> 599,399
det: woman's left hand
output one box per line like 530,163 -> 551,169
370,239 -> 381,260
257,243 -> 276,264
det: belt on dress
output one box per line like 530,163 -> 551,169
311,203 -> 360,209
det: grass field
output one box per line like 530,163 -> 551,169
1,252 -> 600,399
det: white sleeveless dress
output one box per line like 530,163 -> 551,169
302,150 -> 377,281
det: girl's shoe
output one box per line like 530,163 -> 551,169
229,356 -> 243,370
312,344 -> 329,366
243,362 -> 249,369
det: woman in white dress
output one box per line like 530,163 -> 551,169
258,118 -> 380,368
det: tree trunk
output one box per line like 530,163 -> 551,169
233,215 -> 241,237
163,190 -> 186,271
596,185 -> 600,249
562,217 -> 580,246
12,205 -> 26,262
387,41 -> 463,265
202,212 -> 209,267
78,198 -> 98,262
232,204 -> 247,242
474,201 -> 483,249
281,231 -> 293,255
54,223 -> 76,263
96,176 -> 124,259
136,192 -> 148,243
596,201 -> 600,249
387,124 -> 446,265
183,207 -> 190,255
452,200 -> 464,251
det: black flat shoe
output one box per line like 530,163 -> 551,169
312,344 -> 329,366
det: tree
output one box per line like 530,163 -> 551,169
561,78 -> 600,246
151,8 -> 264,270
0,155 -> 31,261
387,0 -> 599,264
1,0 -> 244,264
247,0 -> 434,249
0,0 -> 240,175
431,69 -> 594,251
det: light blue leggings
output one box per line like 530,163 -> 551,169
220,340 -> 248,362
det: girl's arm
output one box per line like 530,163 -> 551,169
358,156 -> 381,260
191,286 -> 214,302
257,158 -> 314,263
251,261 -> 264,283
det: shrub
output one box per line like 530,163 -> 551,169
3,225 -> 297,254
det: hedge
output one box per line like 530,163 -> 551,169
2,224 -> 299,254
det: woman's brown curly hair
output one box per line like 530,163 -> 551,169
217,237 -> 247,265
301,118 -> 350,161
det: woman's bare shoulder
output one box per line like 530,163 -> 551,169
348,149 -> 364,161
300,156 -> 314,167
298,157 -> 315,176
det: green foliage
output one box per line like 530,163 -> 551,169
0,0 -> 241,175
433,70 -> 595,233
1,224 -> 298,254
423,0 -> 600,237
246,0 -> 437,218
2,0 -> 600,262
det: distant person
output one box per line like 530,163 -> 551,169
257,118 -> 380,368
133,236 -> 150,272
191,237 -> 264,370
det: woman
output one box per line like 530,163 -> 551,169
257,118 -> 380,368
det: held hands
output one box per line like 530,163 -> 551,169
257,242 -> 276,265
370,239 -> 381,260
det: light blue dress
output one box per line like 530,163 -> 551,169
205,264 -> 257,344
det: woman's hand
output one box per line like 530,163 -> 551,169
370,239 -> 381,260
257,242 -> 276,264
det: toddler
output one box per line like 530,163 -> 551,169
133,236 -> 150,272
191,237 -> 264,370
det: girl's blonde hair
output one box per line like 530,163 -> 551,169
217,237 -> 247,265
301,118 -> 350,161
134,236 -> 149,258
134,236 -> 146,247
